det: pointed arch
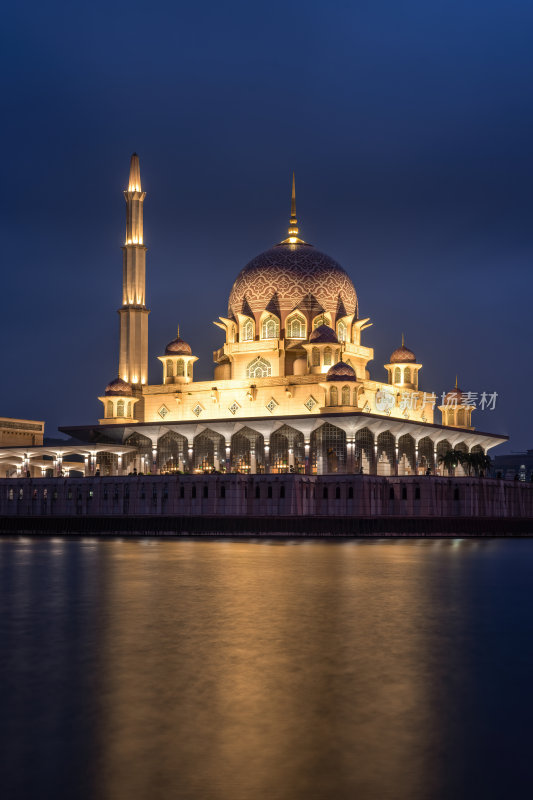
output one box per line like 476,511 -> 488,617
261,315 -> 279,339
242,318 -> 254,341
341,385 -> 350,405
329,385 -> 338,406
286,313 -> 306,339
246,357 -> 271,378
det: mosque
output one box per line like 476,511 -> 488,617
1,155 -> 507,478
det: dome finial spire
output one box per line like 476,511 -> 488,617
288,172 -> 299,237
402,332 -> 405,347
278,173 -> 308,245
455,374 -> 458,389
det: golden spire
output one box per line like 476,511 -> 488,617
278,173 -> 308,246
402,332 -> 405,347
128,152 -> 141,192
455,374 -> 458,389
177,323 -> 180,339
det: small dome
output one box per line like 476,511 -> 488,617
309,324 -> 338,344
165,333 -> 192,356
444,386 -> 462,403
326,361 -> 357,382
390,344 -> 416,363
105,377 -> 133,396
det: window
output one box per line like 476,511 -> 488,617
220,485 -> 226,499
404,367 -> 411,383
335,486 -> 341,499
330,386 -> 338,406
203,486 -> 208,498
261,316 -> 279,339
287,315 -> 305,339
348,486 -> 354,499
267,485 -> 273,498
324,347 -> 332,366
177,359 -> 184,376
242,318 -> 254,341
117,400 -> 125,417
166,359 -> 174,377
312,347 -> 320,366
457,408 -> 466,426
448,410 -> 456,426
187,362 -> 192,377
280,485 -> 285,499
323,486 -> 328,499
106,400 -> 113,417
313,315 -> 328,329
341,386 -> 350,405
389,487 -> 395,499
337,320 -> 347,342
246,357 -> 271,379
192,486 -> 196,499
394,367 -> 401,384
255,485 -> 260,498
127,401 -> 131,418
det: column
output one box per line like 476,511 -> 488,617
152,446 -> 158,475
250,446 -> 257,475
264,441 -> 270,474
394,437 -> 399,476
304,441 -> 310,475
225,444 -> 231,473
188,445 -> 194,473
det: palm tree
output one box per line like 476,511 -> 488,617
437,448 -> 465,476
460,451 -> 493,477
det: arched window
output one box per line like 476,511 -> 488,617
127,401 -> 132,418
117,400 -> 125,417
246,357 -> 271,378
404,367 -> 411,383
330,386 -> 338,406
457,408 -> 466,426
342,386 -> 350,405
261,316 -> 279,339
242,319 -> 254,341
394,367 -> 401,384
324,347 -> 332,366
287,315 -> 305,339
187,362 -> 192,377
312,347 -> 320,366
447,409 -> 456,426
106,400 -> 113,418
313,315 -> 329,329
166,359 -> 174,378
176,359 -> 184,377
337,320 -> 347,342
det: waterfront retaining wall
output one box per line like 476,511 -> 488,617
0,476 -> 532,532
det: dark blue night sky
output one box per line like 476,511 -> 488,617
2,0 -> 532,451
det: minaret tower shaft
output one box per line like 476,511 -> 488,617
118,153 -> 149,385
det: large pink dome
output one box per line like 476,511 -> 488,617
228,243 -> 358,318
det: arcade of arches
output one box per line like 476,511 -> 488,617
115,424 -> 486,476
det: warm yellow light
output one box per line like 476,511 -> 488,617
123,374 -> 128,381
132,375 -> 138,383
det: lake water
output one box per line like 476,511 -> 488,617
1,537 -> 532,800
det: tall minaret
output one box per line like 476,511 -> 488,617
118,153 -> 149,385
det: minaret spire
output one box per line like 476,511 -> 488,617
402,332 -> 405,347
118,153 -> 150,386
128,153 -> 141,192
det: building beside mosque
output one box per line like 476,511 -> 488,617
0,155 -> 506,479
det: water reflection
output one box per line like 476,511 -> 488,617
1,538 -> 533,800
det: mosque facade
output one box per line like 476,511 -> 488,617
0,153 -> 480,478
